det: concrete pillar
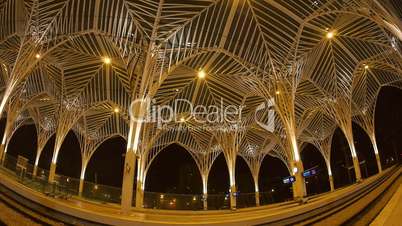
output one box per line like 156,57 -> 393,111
33,165 -> 38,177
229,184 -> 237,210
48,163 -> 57,183
325,160 -> 334,192
0,143 -> 5,163
254,177 -> 260,206
0,123 -> 11,164
351,156 -> 362,182
375,153 -> 382,173
78,163 -> 87,196
203,194 -> 208,210
79,179 -> 84,196
33,148 -> 43,177
329,175 -> 335,192
201,174 -> 208,210
228,166 -> 236,210
352,156 -> 362,182
121,98 -> 147,213
49,139 -> 63,183
135,180 -> 144,208
292,160 -> 306,199
121,150 -> 136,213
347,139 -> 362,182
371,136 -> 383,173
255,192 -> 260,206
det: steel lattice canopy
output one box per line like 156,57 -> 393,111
0,0 -> 401,173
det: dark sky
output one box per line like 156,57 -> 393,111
1,86 -> 402,197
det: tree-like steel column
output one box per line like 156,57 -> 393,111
247,70 -> 309,199
121,101 -> 146,212
267,80 -> 306,198
370,135 -> 382,173
216,131 -> 244,210
326,160 -> 335,192
32,125 -> 54,177
78,156 -> 91,196
0,0 -> 46,118
353,110 -> 383,174
345,132 -> 362,182
135,154 -> 146,208
325,98 -> 362,182
0,99 -> 25,163
0,116 -> 14,163
311,135 -> 335,192
253,175 -> 260,207
201,174 -> 208,210
121,51 -> 155,213
48,105 -> 83,183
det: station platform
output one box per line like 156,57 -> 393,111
0,165 -> 401,225
371,181 -> 402,226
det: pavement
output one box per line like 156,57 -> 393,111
371,181 -> 402,226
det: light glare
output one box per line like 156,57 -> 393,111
326,31 -> 335,39
103,57 -> 111,64
198,70 -> 206,79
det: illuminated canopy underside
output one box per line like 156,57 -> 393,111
0,0 -> 401,174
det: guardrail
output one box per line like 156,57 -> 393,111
0,153 -> 400,225
0,154 -> 293,210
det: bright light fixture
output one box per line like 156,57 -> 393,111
275,91 -> 280,95
198,69 -> 206,79
103,57 -> 111,64
114,107 -> 120,113
364,65 -> 369,70
293,167 -> 298,174
180,117 -> 185,122
326,31 -> 335,39
35,54 -> 41,59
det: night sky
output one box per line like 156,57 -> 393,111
1,86 -> 401,198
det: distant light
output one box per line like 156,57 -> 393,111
326,31 -> 335,39
192,196 -> 197,201
103,57 -> 112,64
180,117 -> 185,122
198,69 -> 206,79
293,167 -> 298,174
94,185 -> 98,190
175,89 -> 179,92
114,107 -> 120,113
160,194 -> 164,199
35,54 -> 41,59
364,65 -> 369,70
275,91 -> 280,95
271,188 -> 275,192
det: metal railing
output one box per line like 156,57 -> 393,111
0,154 -> 293,211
